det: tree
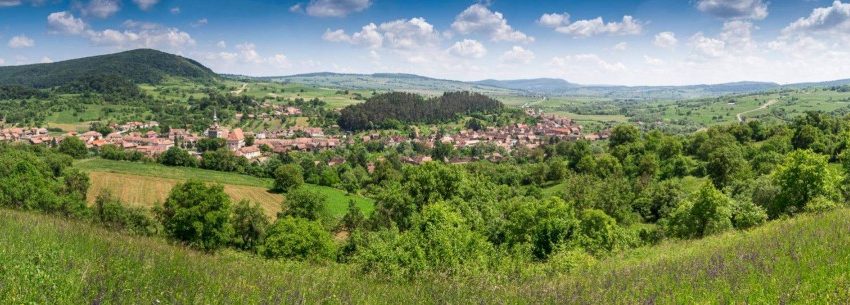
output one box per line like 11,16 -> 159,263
259,216 -> 335,260
340,199 -> 366,231
58,137 -> 88,159
273,164 -> 305,193
500,196 -> 579,259
196,138 -> 226,153
664,183 -> 734,239
279,187 -> 327,221
576,209 -> 633,256
705,146 -> 750,189
771,150 -> 842,218
62,168 -> 90,200
609,124 -> 640,148
159,146 -> 197,167
94,190 -> 158,235
157,180 -> 234,251
231,200 -> 270,251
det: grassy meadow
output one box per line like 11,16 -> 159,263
2,207 -> 848,304
75,159 -> 375,218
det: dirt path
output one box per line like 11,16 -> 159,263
737,99 -> 778,122
231,83 -> 248,95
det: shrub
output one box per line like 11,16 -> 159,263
58,137 -> 88,159
278,187 -> 327,221
664,183 -> 734,239
771,150 -> 842,218
259,216 -> 335,261
731,200 -> 767,230
231,200 -> 269,251
159,146 -> 197,167
272,164 -> 303,193
156,180 -> 233,251
93,190 -> 158,235
545,248 -> 597,275
804,196 -> 840,214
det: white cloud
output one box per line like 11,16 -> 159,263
452,4 -> 533,43
132,0 -> 158,11
0,58 -> 5,65
551,54 -> 626,72
447,39 -> 487,58
541,14 -> 643,37
689,32 -> 726,58
305,0 -> 371,17
324,18 -> 439,50
170,7 -> 180,14
0,0 -> 21,7
47,11 -> 195,50
217,41 -> 227,48
191,18 -> 208,27
644,55 -> 664,65
8,35 -> 34,48
781,1 -> 850,35
48,11 -> 88,34
500,46 -> 534,64
78,0 -> 121,18
537,13 -> 569,28
289,3 -> 302,13
613,42 -> 628,51
40,56 -> 53,63
696,0 -> 768,20
654,31 -> 677,48
719,20 -> 756,50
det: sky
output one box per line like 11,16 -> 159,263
2,0 -> 850,86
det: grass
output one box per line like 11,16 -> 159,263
1,208 -> 849,303
75,159 -> 374,217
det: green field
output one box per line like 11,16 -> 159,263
2,207 -> 848,304
74,159 -> 375,217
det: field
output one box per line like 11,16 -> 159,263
2,207 -> 848,304
75,159 -> 375,218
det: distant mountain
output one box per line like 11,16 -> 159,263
0,49 -> 216,88
473,78 -> 580,92
257,72 -> 518,95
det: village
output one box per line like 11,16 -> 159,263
0,107 -> 609,165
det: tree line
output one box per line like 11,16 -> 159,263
338,91 -> 504,131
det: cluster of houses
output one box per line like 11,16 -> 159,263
234,104 -> 303,121
1,108 -> 612,166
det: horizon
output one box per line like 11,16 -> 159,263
2,0 -> 850,86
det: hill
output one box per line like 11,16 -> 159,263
0,49 -> 217,88
2,207 -> 848,303
257,72 -> 518,95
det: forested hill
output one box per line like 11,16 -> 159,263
0,49 -> 217,88
338,91 -> 503,131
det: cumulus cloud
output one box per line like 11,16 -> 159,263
0,0 -> 21,7
689,33 -> 726,58
654,31 -> 678,48
540,14 -> 642,37
303,0 -> 372,17
451,4 -> 533,43
78,0 -> 121,18
132,0 -> 158,11
447,39 -> 487,58
48,11 -> 88,34
8,35 -> 34,48
324,18 -> 439,50
47,11 -> 195,49
216,41 -> 227,48
644,55 -> 664,65
613,42 -> 628,51
199,43 -> 292,71
696,0 -> 768,20
550,54 -> 627,79
40,56 -> 53,63
781,1 -> 850,35
689,20 -> 757,59
500,46 -> 535,64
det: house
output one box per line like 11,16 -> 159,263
236,145 -> 261,159
227,128 -> 245,151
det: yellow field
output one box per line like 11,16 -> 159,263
86,172 -> 283,216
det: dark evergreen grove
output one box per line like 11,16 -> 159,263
338,91 -> 504,131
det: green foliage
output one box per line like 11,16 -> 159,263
575,209 -> 635,256
771,150 -> 842,218
157,180 -> 234,251
803,196 -> 840,214
58,137 -> 88,159
0,148 -> 61,212
259,216 -> 335,261
664,183 -> 734,239
731,200 -> 767,230
338,91 -> 503,131
498,197 -> 578,259
93,190 -> 158,235
272,164 -> 304,193
62,168 -> 90,200
279,187 -> 327,221
159,146 -> 198,167
340,199 -> 366,232
230,200 -> 270,251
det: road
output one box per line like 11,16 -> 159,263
737,99 -> 778,122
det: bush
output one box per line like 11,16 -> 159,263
159,146 -> 198,167
771,150 -> 842,218
545,248 -> 597,275
272,164 -> 303,193
731,200 -> 767,230
231,200 -> 269,251
259,216 -> 335,261
575,209 -> 634,256
94,190 -> 158,235
279,187 -> 327,221
804,196 -> 840,214
58,137 -> 88,159
664,183 -> 734,239
156,180 -> 233,251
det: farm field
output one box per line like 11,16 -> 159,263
75,159 -> 375,217
2,207 -> 849,304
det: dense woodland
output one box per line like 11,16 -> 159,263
338,91 -> 504,131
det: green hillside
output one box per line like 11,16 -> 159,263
1,208 -> 848,304
0,49 -> 217,88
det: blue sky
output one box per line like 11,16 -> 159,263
2,0 -> 850,85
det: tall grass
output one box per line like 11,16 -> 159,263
1,208 -> 849,304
